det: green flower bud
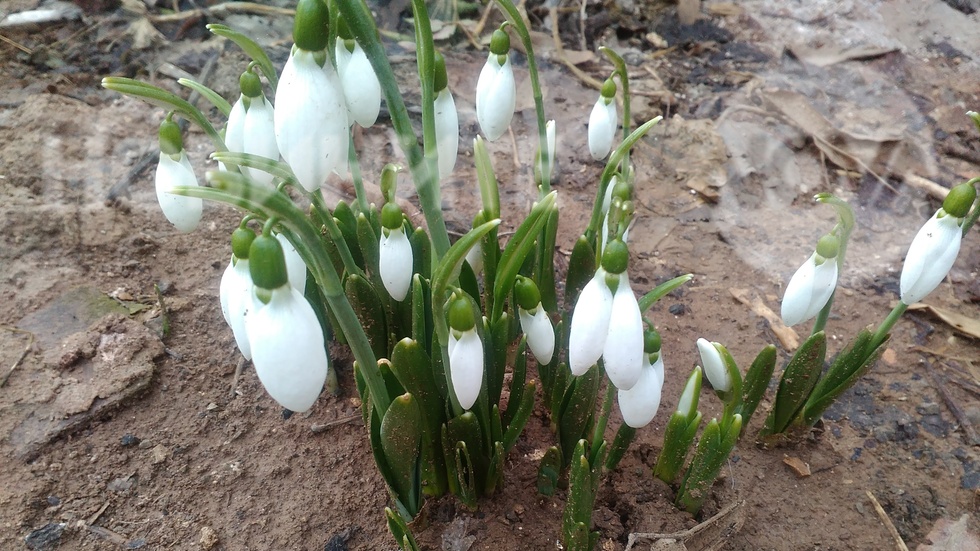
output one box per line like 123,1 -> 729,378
293,0 -> 329,52
601,239 -> 629,274
158,117 -> 183,156
815,233 -> 839,259
489,28 -> 510,56
381,202 -> 403,231
644,328 -> 661,355
600,78 -> 616,100
514,276 -> 541,311
380,163 -> 401,203
448,295 -> 476,332
943,182 -> 977,218
249,233 -> 289,291
433,51 -> 448,93
239,70 -> 262,98
231,227 -> 256,259
611,177 -> 632,203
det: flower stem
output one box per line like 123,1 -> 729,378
348,134 -> 369,214
599,47 -> 631,171
590,380 -> 616,460
869,301 -> 908,352
960,177 -> 980,235
811,290 -> 834,335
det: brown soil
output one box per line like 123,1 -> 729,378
1,1 -> 979,550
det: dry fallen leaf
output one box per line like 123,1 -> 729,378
907,303 -> 980,339
916,514 -> 980,551
783,456 -> 811,478
729,288 -> 800,351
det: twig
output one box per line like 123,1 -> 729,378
230,357 -> 247,398
902,173 -> 950,202
865,490 -> 909,551
472,0 -> 496,38
148,2 -> 294,23
0,325 -> 34,388
310,414 -> 361,433
86,501 -> 112,526
0,32 -> 32,54
924,361 -> 980,445
507,126 -> 521,170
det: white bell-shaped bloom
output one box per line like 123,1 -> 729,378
900,211 -> 963,305
224,95 -> 247,156
242,95 -> 280,187
568,269 -> 614,376
475,54 -> 516,141
246,284 -> 329,412
618,353 -> 665,428
155,151 -> 202,232
602,273 -> 645,390
519,305 -> 555,365
379,226 -> 413,301
335,39 -> 381,127
276,233 -> 307,293
274,49 -> 349,192
219,258 -> 255,359
588,97 -> 617,160
780,252 -> 838,326
465,241 -> 483,274
697,338 -> 731,393
434,88 -> 459,179
449,329 -> 483,410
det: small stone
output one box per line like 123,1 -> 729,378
206,403 -> 219,412
25,523 -> 65,550
137,440 -> 153,450
668,303 -> 686,316
46,496 -> 60,506
916,402 -> 940,416
121,434 -> 141,447
108,476 -> 135,492
199,526 -> 219,550
150,444 -> 168,465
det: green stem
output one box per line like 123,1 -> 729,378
335,0 -> 450,259
411,0 -> 439,171
960,177 -> 980,235
869,301 -> 908,352
599,48 -> 631,170
347,133 -> 369,214
590,380 -> 616,460
811,290 -> 834,335
492,0 -> 550,195
311,189 -> 367,279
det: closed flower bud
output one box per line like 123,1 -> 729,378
447,296 -> 483,410
475,41 -> 516,141
379,226 -> 413,301
697,338 -> 731,394
519,306 -> 555,366
241,94 -> 280,186
900,209 -> 963,305
336,39 -> 382,127
618,352 -> 665,428
434,88 -> 459,179
219,256 -> 256,359
780,244 -> 838,326
602,273 -> 644,390
568,268 -> 614,375
276,232 -> 307,293
588,96 -> 617,160
155,150 -> 202,233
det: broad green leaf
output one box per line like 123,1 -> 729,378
637,274 -> 694,313
381,393 -> 423,516
207,24 -> 279,89
763,331 -> 826,435
536,446 -> 561,496
345,274 -> 388,360
491,191 -> 558,322
604,424 -> 636,472
738,344 -> 777,433
558,366 -> 600,467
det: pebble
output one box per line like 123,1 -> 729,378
199,526 -> 219,550
120,434 -> 140,447
668,303 -> 686,316
24,523 -> 65,550
150,444 -> 168,465
916,402 -> 940,416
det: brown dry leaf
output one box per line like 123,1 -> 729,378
783,456 -> 811,477
906,304 -> 980,339
678,0 -> 702,25
787,43 -> 898,67
707,3 -> 744,16
729,288 -> 800,351
126,18 -> 165,50
916,514 -> 980,551
561,49 -> 597,66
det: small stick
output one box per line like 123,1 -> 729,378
0,325 -> 34,388
154,284 -> 170,338
0,32 -> 32,54
924,361 -> 980,445
230,357 -> 247,398
865,490 -> 909,551
311,414 -> 361,433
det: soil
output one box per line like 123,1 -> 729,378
1,0 -> 980,550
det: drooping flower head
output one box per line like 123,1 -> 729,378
379,201 -> 413,302
618,329 -> 666,428
335,22 -> 382,128
515,276 -> 555,365
274,0 -> 349,192
900,182 -> 975,305
447,294 -> 484,410
245,231 -> 329,412
155,116 -> 202,232
476,27 -> 516,141
781,233 -> 839,326
433,51 -> 459,180
238,68 -> 280,186
697,338 -> 740,406
588,77 -> 618,160
219,225 -> 257,359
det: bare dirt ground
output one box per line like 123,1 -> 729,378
1,0 -> 980,549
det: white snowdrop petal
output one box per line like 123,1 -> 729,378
568,271 -> 613,376
602,275 -> 644,390
276,233 -> 307,294
520,307 -> 555,366
900,213 -> 962,305
449,329 -> 484,410
434,89 -> 459,179
219,258 -> 235,327
225,96 -> 247,153
697,338 -> 731,393
476,55 -> 516,141
155,152 -> 202,232
618,354 -> 665,429
588,98 -> 617,161
801,258 -> 838,322
246,286 -> 329,412
242,95 -> 279,187
465,241 -> 483,274
274,50 -> 349,192
379,228 -> 414,301
226,259 -> 255,359
780,253 -> 818,326
339,42 -> 382,127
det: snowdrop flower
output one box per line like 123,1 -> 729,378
603,272 -> 644,390
780,234 -> 839,326
588,78 -> 618,160
274,0 -> 348,192
515,276 -> 555,365
155,118 -> 202,232
246,232 -> 328,412
336,38 -> 382,127
618,347 -> 665,429
379,203 -> 413,301
900,183 -> 974,305
568,267 -> 614,375
475,29 -> 516,141
220,227 -> 257,359
697,338 -> 731,394
276,232 -> 307,294
447,296 -> 484,410
223,94 -> 246,162
433,52 -> 459,179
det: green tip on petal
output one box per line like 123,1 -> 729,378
433,51 -> 448,93
158,118 -> 183,156
448,295 -> 476,332
249,234 -> 289,290
943,182 -> 977,218
601,239 -> 629,274
601,78 -> 616,100
381,202 -> 404,231
293,0 -> 329,52
489,28 -> 510,56
231,227 -> 256,259
239,70 -> 262,98
514,276 -> 541,311
815,233 -> 839,259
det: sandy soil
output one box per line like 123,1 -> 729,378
1,0 -> 979,549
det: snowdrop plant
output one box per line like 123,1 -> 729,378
588,78 -> 618,160
154,117 -> 202,232
475,27 -> 516,141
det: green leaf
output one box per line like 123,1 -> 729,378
474,136 -> 501,219
637,274 -> 694,313
344,274 -> 388,360
356,212 -> 383,289
484,440 -> 506,495
762,332 -> 827,435
102,77 -> 224,149
491,191 -> 558,322
410,276 -> 433,353
487,314 -> 511,407
177,78 -> 231,117
800,330 -> 887,427
563,237 -> 596,316
536,446 -> 562,496
604,424 -> 637,472
501,381 -> 535,453
212,151 -> 296,183
410,227 -> 432,281
206,24 -> 279,89
333,201 -> 364,269
385,507 -> 420,551
502,337 -> 528,427
536,207 -> 560,312
737,344 -> 777,432
558,366 -> 600,467
562,440 -> 596,550
653,410 -> 702,484
381,393 -> 423,517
